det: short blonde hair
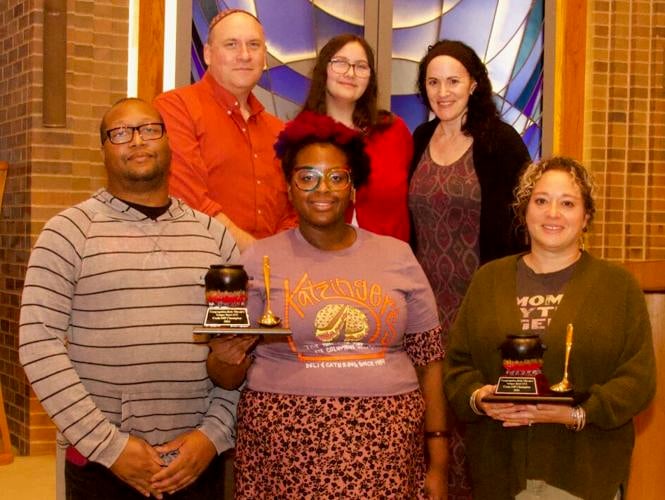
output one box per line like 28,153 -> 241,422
513,156 -> 597,228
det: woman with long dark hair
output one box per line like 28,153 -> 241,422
302,34 -> 413,241
409,39 -> 531,498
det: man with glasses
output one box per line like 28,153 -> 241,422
19,98 -> 240,499
154,9 -> 297,251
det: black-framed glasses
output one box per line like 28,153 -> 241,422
104,122 -> 165,145
293,167 -> 352,192
328,58 -> 371,78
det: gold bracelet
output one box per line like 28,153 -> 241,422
425,430 -> 451,439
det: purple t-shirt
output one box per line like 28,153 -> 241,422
239,228 -> 440,397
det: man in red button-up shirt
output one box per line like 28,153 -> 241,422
154,9 -> 297,249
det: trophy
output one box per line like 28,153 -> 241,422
483,324 -> 575,403
258,255 -> 281,327
203,264 -> 250,327
550,324 -> 575,393
193,257 -> 291,337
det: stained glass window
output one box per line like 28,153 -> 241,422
192,0 -> 543,157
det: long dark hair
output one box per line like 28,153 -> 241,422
303,34 -> 391,131
417,39 -> 499,139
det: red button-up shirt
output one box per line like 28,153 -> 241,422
154,72 -> 297,238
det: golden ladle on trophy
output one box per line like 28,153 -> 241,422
550,323 -> 574,393
258,255 -> 281,327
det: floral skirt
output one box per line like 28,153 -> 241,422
235,389 -> 427,499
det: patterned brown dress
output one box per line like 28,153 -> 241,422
409,145 -> 481,500
234,330 -> 443,499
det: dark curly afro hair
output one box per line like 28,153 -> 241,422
275,111 -> 370,188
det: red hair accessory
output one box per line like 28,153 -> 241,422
274,111 -> 361,159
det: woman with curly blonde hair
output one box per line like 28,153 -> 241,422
444,156 -> 655,499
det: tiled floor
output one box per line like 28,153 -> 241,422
0,453 -> 56,499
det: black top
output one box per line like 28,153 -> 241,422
410,118 -> 531,264
122,199 -> 173,220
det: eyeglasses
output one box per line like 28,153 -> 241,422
328,59 -> 371,78
293,167 -> 352,192
104,123 -> 165,145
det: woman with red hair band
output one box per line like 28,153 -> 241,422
207,111 -> 448,498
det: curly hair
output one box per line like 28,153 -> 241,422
417,39 -> 499,139
513,156 -> 597,229
275,111 -> 370,188
303,34 -> 391,131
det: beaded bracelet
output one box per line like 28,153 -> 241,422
425,430 -> 451,439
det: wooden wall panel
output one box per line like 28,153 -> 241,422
138,0 -> 164,101
625,261 -> 665,500
553,0 -> 587,159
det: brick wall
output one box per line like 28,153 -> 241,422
0,0 -> 128,455
585,0 -> 665,260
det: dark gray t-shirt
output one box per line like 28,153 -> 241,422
516,257 -> 578,334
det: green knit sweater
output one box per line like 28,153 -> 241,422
444,252 -> 656,500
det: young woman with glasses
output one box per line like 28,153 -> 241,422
207,111 -> 447,498
301,34 -> 413,242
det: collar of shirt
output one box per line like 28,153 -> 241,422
202,71 -> 265,119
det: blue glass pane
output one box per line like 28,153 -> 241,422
314,0 -> 364,26
506,31 -> 542,102
507,44 -> 542,111
512,0 -> 543,78
189,0 -> 543,156
523,123 -> 541,159
193,2 -> 213,44
391,94 -> 429,133
439,0 -> 495,56
191,44 -> 206,82
393,0 -> 446,28
519,71 -> 542,117
260,66 -> 310,104
393,19 -> 441,61
486,33 -> 522,96
256,0 -> 315,57
487,0 -> 532,60
313,6 -> 364,50
216,0 -> 256,13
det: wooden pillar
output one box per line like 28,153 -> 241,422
137,0 -> 165,101
552,0 -> 587,158
364,0 -> 393,111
